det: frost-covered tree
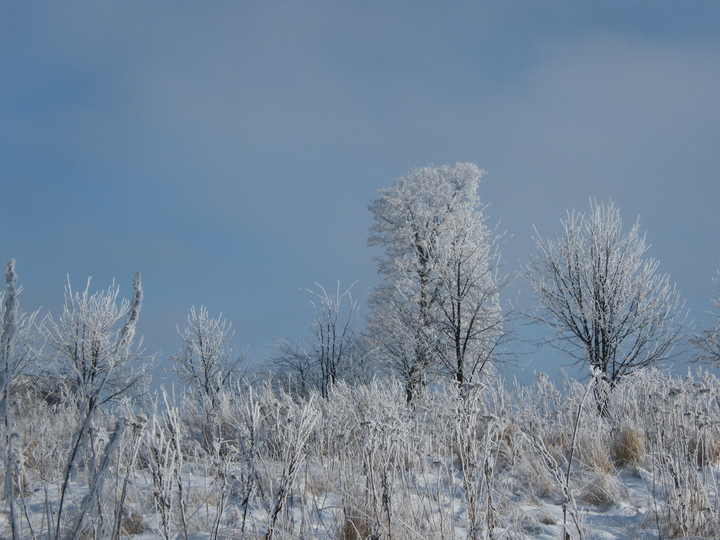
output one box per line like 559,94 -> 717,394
435,183 -> 503,387
692,271 -> 720,365
525,200 -> 686,387
171,306 -> 244,405
368,163 -> 503,402
46,274 -> 149,415
45,274 -> 149,537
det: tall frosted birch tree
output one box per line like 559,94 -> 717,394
525,200 -> 686,389
436,197 -> 503,386
368,163 -> 502,402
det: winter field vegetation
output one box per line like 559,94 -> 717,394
1,164 -> 720,539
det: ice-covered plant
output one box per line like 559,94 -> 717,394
264,394 -> 319,539
453,384 -> 502,539
171,306 -> 244,407
46,274 -> 150,539
1,259 -> 19,540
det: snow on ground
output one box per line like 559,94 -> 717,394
3,368 -> 720,539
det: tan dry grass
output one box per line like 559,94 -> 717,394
611,423 -> 645,467
577,435 -> 615,476
337,511 -> 375,540
689,433 -> 720,466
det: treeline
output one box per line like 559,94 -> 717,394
0,163 -> 718,538
1,164 -> 715,412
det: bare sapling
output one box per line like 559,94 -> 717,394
145,399 -> 177,540
452,382 -> 505,540
357,396 -> 408,539
111,412 -> 147,540
171,306 -> 244,407
562,366 -> 602,540
453,384 -> 482,539
236,386 -> 263,533
187,388 -> 235,539
166,392 -> 190,540
270,281 -> 364,400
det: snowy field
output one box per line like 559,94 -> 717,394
3,368 -> 720,539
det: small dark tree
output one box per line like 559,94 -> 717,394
272,282 -> 364,398
307,282 -> 360,398
692,271 -> 720,365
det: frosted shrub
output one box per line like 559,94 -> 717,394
313,380 -> 367,458
643,371 -> 720,537
141,390 -> 194,539
14,396 -> 77,486
595,368 -> 720,536
183,387 -> 239,458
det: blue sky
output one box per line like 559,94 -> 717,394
2,2 -> 719,383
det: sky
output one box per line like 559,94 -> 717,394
2,1 -> 720,385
